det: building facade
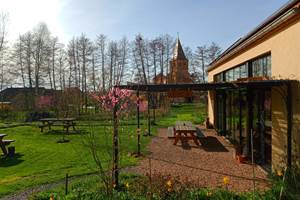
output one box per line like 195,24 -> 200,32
207,0 -> 300,170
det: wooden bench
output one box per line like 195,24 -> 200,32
39,118 -> 77,134
63,122 -> 76,134
196,127 -> 206,138
0,136 -> 15,156
2,139 -> 15,146
167,126 -> 175,138
38,124 -> 48,132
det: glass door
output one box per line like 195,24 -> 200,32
252,89 -> 272,166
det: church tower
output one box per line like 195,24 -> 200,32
168,37 -> 192,102
168,38 -> 191,84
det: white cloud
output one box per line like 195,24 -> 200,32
0,0 -> 67,42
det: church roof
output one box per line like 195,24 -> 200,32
173,38 -> 187,60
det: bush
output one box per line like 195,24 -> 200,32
266,167 -> 300,200
31,173 -> 274,200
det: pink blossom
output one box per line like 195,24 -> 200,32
90,87 -> 132,115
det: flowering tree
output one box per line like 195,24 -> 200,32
92,87 -> 132,115
91,87 -> 132,191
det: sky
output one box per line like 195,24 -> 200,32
0,0 -> 289,50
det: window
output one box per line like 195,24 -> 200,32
213,53 -> 271,83
214,73 -> 223,82
252,54 -> 271,77
240,63 -> 248,78
223,63 -> 248,82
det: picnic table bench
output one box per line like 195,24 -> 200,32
38,118 -> 76,134
0,133 -> 15,156
171,121 -> 202,146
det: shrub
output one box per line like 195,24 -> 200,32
267,166 -> 300,200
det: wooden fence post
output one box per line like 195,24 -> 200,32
112,89 -> 119,189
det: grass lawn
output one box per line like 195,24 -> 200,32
157,103 -> 206,127
0,103 -> 205,197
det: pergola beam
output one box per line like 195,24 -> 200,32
116,80 -> 294,92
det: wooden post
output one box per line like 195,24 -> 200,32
152,93 -> 156,124
137,90 -> 140,130
147,92 -> 151,136
137,90 -> 141,155
112,89 -> 119,189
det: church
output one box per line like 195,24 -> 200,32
168,37 -> 192,84
167,37 -> 193,102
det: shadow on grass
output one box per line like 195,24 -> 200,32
43,129 -> 89,136
0,153 -> 24,167
199,136 -> 229,152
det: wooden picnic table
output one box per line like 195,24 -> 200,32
0,133 -> 15,156
39,118 -> 76,133
175,121 -> 193,127
173,121 -> 200,146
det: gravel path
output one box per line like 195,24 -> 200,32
128,127 -> 269,192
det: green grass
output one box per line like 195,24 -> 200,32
0,121 -> 153,197
157,103 -> 206,127
0,103 -> 205,197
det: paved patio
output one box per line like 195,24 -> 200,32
130,127 -> 269,192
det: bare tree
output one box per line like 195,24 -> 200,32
195,45 -> 208,83
96,34 -> 107,91
32,23 -> 51,95
22,32 -> 34,88
0,12 -> 8,94
116,37 -> 129,85
207,42 -> 222,63
184,46 -> 199,83
50,37 -> 59,90
149,39 -> 159,83
0,12 -> 8,55
157,37 -> 165,84
57,44 -> 66,90
163,34 -> 173,81
11,35 -> 26,88
107,41 -> 118,88
77,34 -> 93,112
133,34 -> 148,84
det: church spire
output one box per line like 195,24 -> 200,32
173,37 -> 187,60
